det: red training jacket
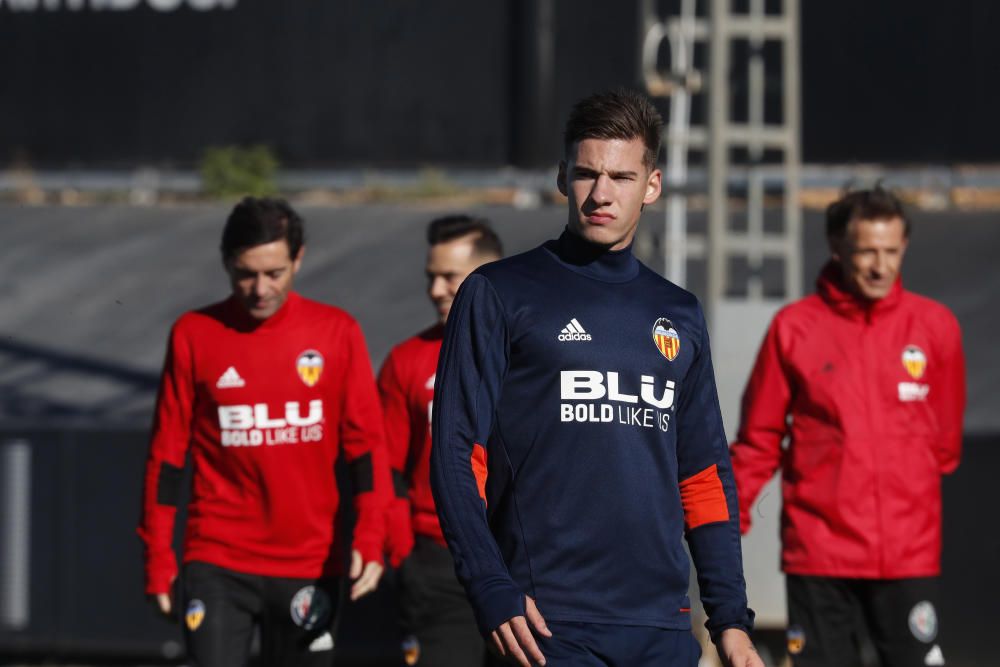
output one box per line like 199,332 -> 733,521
138,292 -> 390,594
730,263 -> 965,578
377,325 -> 445,564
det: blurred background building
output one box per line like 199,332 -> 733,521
0,1 -> 998,666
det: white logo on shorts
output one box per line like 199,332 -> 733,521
308,631 -> 334,652
909,600 -> 938,643
924,644 -> 945,666
290,586 -> 332,631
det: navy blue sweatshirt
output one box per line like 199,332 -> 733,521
430,229 -> 754,638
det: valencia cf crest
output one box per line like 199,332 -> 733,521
186,599 -> 206,631
786,625 -> 805,655
402,635 -> 421,666
902,345 -> 927,380
652,318 -> 680,361
296,350 -> 324,387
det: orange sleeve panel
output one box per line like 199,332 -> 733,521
470,443 -> 488,504
679,464 -> 730,530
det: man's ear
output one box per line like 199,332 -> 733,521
643,167 -> 662,205
292,245 -> 306,274
827,236 -> 842,263
556,160 -> 568,197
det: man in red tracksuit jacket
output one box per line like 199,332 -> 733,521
730,187 -> 965,667
138,197 -> 391,667
378,215 -> 502,666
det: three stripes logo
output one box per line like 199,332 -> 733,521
557,318 -> 592,342
653,318 -> 680,361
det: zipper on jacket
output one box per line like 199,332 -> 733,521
861,310 -> 885,576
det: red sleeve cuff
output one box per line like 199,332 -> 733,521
679,464 -> 731,531
144,560 -> 178,595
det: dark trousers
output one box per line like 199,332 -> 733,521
182,561 -> 341,667
786,575 -> 944,667
396,536 -> 487,667
535,622 -> 700,667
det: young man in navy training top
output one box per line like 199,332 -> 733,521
430,89 -> 763,667
379,215 -> 503,666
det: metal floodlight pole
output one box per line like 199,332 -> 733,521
511,0 -> 555,167
784,0 -> 803,299
663,0 -> 699,288
707,0 -> 730,313
746,0 -> 766,300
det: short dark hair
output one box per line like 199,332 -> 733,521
220,196 -> 305,262
563,88 -> 663,168
826,185 -> 911,240
426,215 -> 503,258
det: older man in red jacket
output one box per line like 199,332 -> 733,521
730,186 -> 965,667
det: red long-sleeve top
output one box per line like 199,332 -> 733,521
377,325 -> 445,549
730,263 -> 966,578
138,292 -> 390,594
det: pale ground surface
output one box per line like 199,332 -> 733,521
0,203 -> 994,667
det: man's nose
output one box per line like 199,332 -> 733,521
254,277 -> 269,297
429,276 -> 447,298
590,174 -> 613,205
872,252 -> 888,275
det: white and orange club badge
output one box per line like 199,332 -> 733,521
186,599 -> 206,631
786,625 -> 806,655
296,350 -> 324,387
902,345 -> 927,380
402,635 -> 421,665
653,318 -> 681,361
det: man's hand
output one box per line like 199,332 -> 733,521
489,596 -> 552,667
154,592 -> 173,616
718,628 -> 765,667
149,574 -> 176,618
349,549 -> 384,601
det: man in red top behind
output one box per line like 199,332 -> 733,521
138,197 -> 391,667
730,187 -> 966,667
378,215 -> 502,666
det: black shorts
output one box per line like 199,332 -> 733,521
786,575 -> 945,667
396,536 -> 487,667
535,622 -> 700,667
181,561 -> 341,667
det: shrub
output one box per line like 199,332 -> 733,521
200,145 -> 279,198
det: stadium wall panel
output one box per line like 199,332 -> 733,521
1,1 -> 997,166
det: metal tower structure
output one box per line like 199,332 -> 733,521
640,0 -> 802,309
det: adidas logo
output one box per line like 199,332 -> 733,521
216,366 -> 246,389
557,318 -> 592,342
309,631 -> 334,652
924,645 -> 944,666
